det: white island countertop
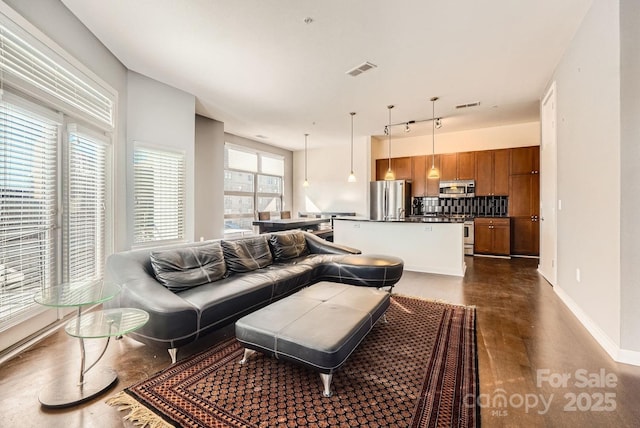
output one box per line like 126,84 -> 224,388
333,217 -> 466,277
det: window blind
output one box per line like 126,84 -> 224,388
63,125 -> 108,283
0,99 -> 59,325
0,22 -> 114,128
133,145 -> 185,244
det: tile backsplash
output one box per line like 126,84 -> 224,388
413,196 -> 508,217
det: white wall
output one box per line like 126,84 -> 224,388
126,71 -> 196,248
619,0 -> 640,352
551,0 -> 622,355
292,135 -> 370,217
195,115 -> 225,240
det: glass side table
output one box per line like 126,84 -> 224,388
34,281 -> 149,408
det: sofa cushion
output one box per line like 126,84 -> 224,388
269,231 -> 309,261
150,243 -> 227,292
222,236 -> 273,272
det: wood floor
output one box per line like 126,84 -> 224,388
1,256 -> 639,427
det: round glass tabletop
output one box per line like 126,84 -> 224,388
34,281 -> 121,308
64,308 -> 149,339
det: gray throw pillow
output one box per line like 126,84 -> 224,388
221,236 -> 273,272
150,243 -> 227,292
268,231 -> 309,261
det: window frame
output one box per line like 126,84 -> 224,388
223,144 -> 285,230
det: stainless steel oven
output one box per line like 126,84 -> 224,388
463,220 -> 474,255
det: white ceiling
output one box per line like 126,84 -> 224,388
61,0 -> 593,150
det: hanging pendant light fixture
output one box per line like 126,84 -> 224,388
384,105 -> 396,181
428,97 -> 440,179
347,112 -> 357,182
303,133 -> 310,187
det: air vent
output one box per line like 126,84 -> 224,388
346,61 -> 377,77
455,101 -> 481,109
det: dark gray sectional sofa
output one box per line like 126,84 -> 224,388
104,230 -> 403,363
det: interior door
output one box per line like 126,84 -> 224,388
539,82 -> 558,285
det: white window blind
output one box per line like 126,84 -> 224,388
63,125 -> 108,283
133,145 -> 185,244
0,21 -> 114,128
0,98 -> 59,326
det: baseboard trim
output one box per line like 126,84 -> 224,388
554,285 -> 640,366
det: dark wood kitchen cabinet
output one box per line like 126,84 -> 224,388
474,217 -> 510,256
510,146 -> 539,175
375,157 -> 412,181
411,156 -> 426,197
509,146 -> 540,255
476,149 -> 510,196
426,155 -> 440,196
440,152 -> 475,181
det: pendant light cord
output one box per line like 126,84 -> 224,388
350,112 -> 355,172
387,105 -> 393,171
304,133 -> 308,182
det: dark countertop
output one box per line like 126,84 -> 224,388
333,216 -> 467,224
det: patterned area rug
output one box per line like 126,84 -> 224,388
107,296 -> 478,427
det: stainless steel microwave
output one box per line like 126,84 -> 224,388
439,180 -> 475,198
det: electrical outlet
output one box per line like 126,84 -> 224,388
424,225 -> 433,232
576,268 -> 581,282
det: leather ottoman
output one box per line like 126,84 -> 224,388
235,281 -> 390,397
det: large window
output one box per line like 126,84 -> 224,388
63,125 -> 109,282
0,10 -> 116,350
133,145 -> 186,245
224,144 -> 284,230
0,96 -> 111,331
0,99 -> 59,326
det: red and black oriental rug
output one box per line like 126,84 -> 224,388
107,296 -> 479,427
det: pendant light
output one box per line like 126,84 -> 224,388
348,112 -> 356,182
303,133 -> 310,187
384,105 -> 395,181
427,97 -> 440,179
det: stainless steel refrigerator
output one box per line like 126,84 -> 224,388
369,180 -> 412,221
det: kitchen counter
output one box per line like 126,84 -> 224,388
333,218 -> 466,277
334,215 -> 468,223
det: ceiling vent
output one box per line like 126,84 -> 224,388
455,101 -> 481,109
346,61 -> 377,77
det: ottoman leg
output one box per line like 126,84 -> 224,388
239,348 -> 256,365
320,373 -> 333,397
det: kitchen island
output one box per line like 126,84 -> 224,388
333,217 -> 466,277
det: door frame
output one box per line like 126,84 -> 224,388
538,81 -> 558,285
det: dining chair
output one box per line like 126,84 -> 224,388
258,211 -> 270,220
280,211 -> 291,219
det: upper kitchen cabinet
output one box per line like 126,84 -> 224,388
375,156 -> 413,181
440,152 -> 476,181
476,149 -> 510,196
411,155 -> 426,197
510,146 -> 540,175
426,154 -> 440,196
413,154 -> 441,197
